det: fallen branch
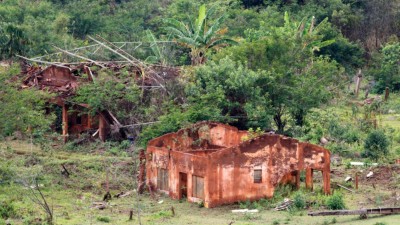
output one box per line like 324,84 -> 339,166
337,184 -> 355,193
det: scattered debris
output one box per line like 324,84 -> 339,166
113,192 -> 124,198
114,191 -> 133,198
366,171 -> 374,178
350,162 -> 378,166
29,184 -> 44,189
330,155 -> 342,165
92,201 -> 107,210
231,209 -> 259,213
275,198 -> 294,211
308,207 -> 400,217
158,200 -> 164,204
345,176 -> 352,182
320,137 -> 329,145
337,184 -> 354,193
61,164 -> 70,178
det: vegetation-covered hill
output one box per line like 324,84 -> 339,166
1,0 -> 400,224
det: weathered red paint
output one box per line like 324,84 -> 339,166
146,121 -> 331,208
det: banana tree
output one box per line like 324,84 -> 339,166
283,12 -> 335,55
165,4 -> 237,65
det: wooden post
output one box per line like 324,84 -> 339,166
129,210 -> 133,220
355,69 -> 362,98
99,114 -> 106,142
305,168 -> 313,191
384,87 -> 390,101
355,173 -> 359,190
62,104 -> 69,143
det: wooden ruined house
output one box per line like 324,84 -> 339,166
21,61 -> 179,142
19,38 -> 180,142
146,121 -> 331,208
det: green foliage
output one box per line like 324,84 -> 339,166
0,64 -> 54,137
139,99 -> 226,146
325,192 -> 345,210
0,162 -> 15,185
292,191 -> 306,210
215,12 -> 344,133
370,42 -> 400,93
187,57 -> 272,129
272,220 -> 280,225
150,210 -> 173,220
239,199 -> 252,209
362,129 -> 389,161
164,4 -> 237,65
96,216 -> 110,223
242,128 -> 264,141
74,68 -> 140,120
0,200 -> 16,219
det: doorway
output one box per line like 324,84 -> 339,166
179,172 -> 187,199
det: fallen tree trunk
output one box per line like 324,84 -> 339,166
308,207 -> 400,216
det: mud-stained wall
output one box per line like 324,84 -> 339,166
204,134 -> 330,207
148,122 -> 246,152
41,66 -> 76,87
146,122 -> 331,208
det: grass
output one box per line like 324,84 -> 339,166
2,62 -> 400,225
2,138 -> 400,225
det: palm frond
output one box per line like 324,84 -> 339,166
208,38 -> 238,49
164,18 -> 191,37
204,14 -> 227,43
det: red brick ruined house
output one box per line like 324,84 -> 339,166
146,121 -> 331,208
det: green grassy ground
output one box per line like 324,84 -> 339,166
1,140 -> 400,225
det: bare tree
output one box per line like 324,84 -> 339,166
24,178 -> 54,224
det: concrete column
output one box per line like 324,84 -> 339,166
305,168 -> 313,191
295,171 -> 300,190
323,169 -> 331,194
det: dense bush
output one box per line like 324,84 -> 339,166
325,192 -> 346,210
0,201 -> 16,219
292,191 -> 306,210
362,130 -> 389,161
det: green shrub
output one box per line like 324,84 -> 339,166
150,210 -> 173,220
96,216 -> 111,223
292,192 -> 306,210
0,201 -> 16,219
258,198 -> 272,209
239,199 -> 252,209
326,192 -> 346,210
0,163 -> 15,185
362,130 -> 389,161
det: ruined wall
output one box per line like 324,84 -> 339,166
205,134 -> 330,207
146,146 -> 208,203
146,122 -> 330,208
168,122 -> 245,151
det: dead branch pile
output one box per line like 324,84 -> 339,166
275,198 -> 294,211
